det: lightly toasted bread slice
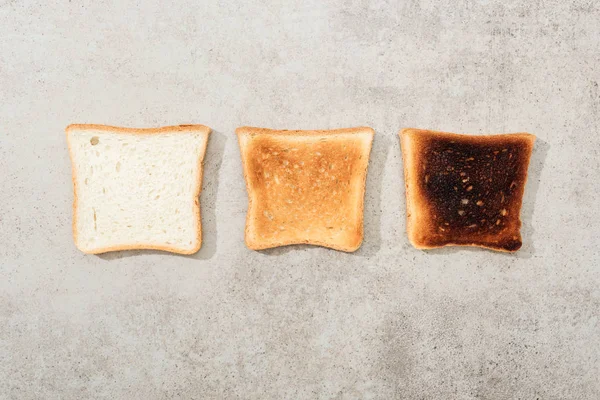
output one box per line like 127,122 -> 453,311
237,126 -> 375,252
400,128 -> 535,252
66,124 -> 211,255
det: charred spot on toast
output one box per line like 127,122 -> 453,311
408,131 -> 534,251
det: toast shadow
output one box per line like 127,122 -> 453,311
97,248 -> 199,260
513,137 -> 549,259
194,130 -> 227,260
258,244 -> 315,256
352,132 -> 390,258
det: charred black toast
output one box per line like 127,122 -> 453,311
400,128 -> 535,252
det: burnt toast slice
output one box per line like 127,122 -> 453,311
237,126 -> 374,252
400,128 -> 535,252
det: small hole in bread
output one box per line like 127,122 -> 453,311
90,136 -> 99,145
115,162 -> 121,172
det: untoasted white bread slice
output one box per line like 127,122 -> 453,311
66,124 -> 211,254
237,126 -> 374,252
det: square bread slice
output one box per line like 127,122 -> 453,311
66,124 -> 211,254
400,128 -> 535,252
237,126 -> 375,252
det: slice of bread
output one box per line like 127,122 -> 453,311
237,126 -> 374,252
400,128 -> 535,252
66,124 -> 211,254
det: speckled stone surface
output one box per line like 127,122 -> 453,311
1,1 -> 599,398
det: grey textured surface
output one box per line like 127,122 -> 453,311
1,0 -> 599,398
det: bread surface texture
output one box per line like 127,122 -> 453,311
400,128 -> 535,252
237,126 -> 374,252
66,124 -> 211,254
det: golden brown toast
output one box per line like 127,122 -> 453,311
400,128 -> 535,252
237,126 -> 374,252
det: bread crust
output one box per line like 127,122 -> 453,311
237,126 -> 374,252
66,124 -> 211,255
400,128 -> 535,252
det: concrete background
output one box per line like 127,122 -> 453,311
1,0 -> 599,398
